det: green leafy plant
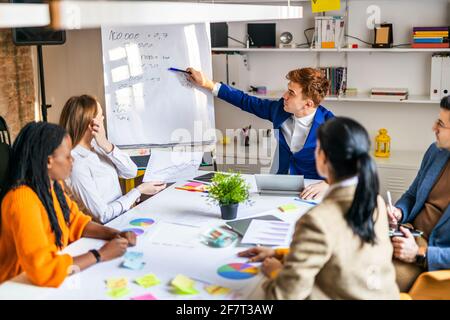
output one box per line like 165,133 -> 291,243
207,172 -> 250,206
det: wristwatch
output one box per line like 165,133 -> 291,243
89,249 -> 102,263
415,246 -> 427,269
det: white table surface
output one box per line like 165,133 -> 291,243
0,173 -> 319,300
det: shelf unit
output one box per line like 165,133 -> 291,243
249,91 -> 441,104
212,44 -> 450,104
211,0 -> 450,105
213,47 -> 450,53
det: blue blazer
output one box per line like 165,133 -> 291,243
396,143 -> 450,271
217,84 -> 334,179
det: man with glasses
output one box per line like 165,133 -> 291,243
388,96 -> 450,292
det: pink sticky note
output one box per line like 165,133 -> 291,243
131,293 -> 158,300
185,182 -> 203,187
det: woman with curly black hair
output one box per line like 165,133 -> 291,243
0,122 -> 136,287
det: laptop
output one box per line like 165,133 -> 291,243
255,174 -> 304,195
192,172 -> 216,183
225,215 -> 282,237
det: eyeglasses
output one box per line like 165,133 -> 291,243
435,119 -> 450,130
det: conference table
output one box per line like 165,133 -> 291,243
0,173 -> 319,300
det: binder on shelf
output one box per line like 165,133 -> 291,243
430,53 -> 450,100
441,55 -> 450,97
313,16 -> 345,49
227,54 -> 250,91
430,54 -> 442,100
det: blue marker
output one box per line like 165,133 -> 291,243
294,198 -> 318,206
168,67 -> 191,74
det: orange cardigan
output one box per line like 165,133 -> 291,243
0,184 -> 91,287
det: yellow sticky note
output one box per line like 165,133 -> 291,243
135,274 -> 161,288
278,203 -> 299,212
174,287 -> 199,295
205,285 -> 231,296
311,0 -> 341,13
106,277 -> 128,289
107,287 -> 131,299
171,274 -> 199,295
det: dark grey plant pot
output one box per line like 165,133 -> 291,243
220,203 -> 239,220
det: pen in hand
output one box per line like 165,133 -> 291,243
168,67 -> 191,74
386,191 -> 397,228
387,191 -> 393,212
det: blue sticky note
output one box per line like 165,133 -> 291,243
121,251 -> 145,270
124,252 -> 143,260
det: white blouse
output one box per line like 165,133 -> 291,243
67,140 -> 140,224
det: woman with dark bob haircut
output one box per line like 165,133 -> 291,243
240,117 -> 400,299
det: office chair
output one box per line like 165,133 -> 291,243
0,116 -> 11,197
0,116 -> 11,145
402,270 -> 450,300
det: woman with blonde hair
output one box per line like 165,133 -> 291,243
60,95 -> 166,224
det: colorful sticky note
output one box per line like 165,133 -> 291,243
185,182 -> 203,188
135,274 -> 161,288
174,287 -> 199,295
121,251 -> 145,270
171,274 -> 199,295
131,293 -> 158,300
278,203 -> 299,212
311,0 -> 340,13
205,285 -> 231,296
107,287 -> 131,299
125,251 -> 143,260
122,260 -> 145,270
106,277 -> 128,289
175,182 -> 209,193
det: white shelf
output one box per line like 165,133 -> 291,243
326,94 -> 441,104
248,91 -> 440,104
212,47 -> 311,52
374,150 -> 423,170
343,48 -> 450,53
212,47 -> 450,53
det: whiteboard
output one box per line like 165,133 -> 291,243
101,23 -> 216,147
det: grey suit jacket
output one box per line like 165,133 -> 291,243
396,143 -> 450,271
263,186 -> 400,300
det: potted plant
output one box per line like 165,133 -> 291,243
207,172 -> 250,220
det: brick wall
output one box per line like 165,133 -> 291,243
0,30 -> 36,141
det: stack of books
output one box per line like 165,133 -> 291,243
313,16 -> 345,49
412,27 -> 449,48
319,67 -> 347,97
370,88 -> 408,100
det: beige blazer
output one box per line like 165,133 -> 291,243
263,185 -> 400,300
